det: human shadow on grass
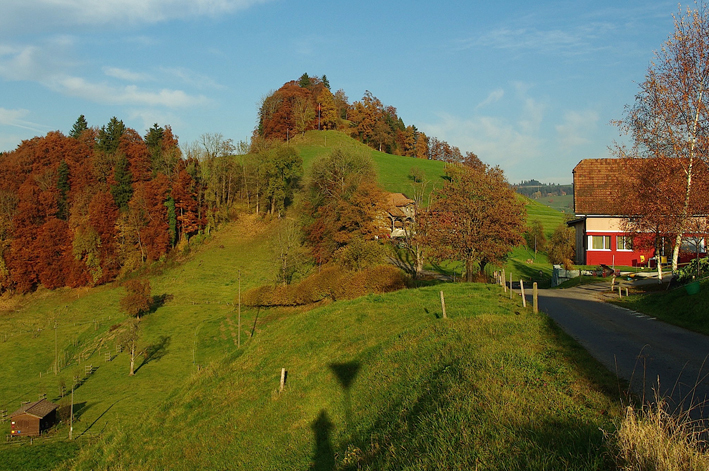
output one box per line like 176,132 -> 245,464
135,335 -> 171,373
310,410 -> 335,471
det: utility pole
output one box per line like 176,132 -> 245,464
238,270 -> 242,348
69,380 -> 74,440
54,319 -> 58,375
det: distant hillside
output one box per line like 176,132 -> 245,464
514,180 -> 573,214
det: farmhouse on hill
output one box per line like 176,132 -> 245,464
383,192 -> 415,238
10,398 -> 59,437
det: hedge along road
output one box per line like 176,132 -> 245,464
536,283 -> 709,417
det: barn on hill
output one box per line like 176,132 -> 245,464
10,398 -> 59,437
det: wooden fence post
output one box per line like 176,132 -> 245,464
502,269 -> 507,292
440,291 -> 447,319
509,272 -> 513,299
533,282 -> 538,313
280,368 -> 287,393
625,287 -> 629,297
618,286 -> 622,298
520,279 -> 526,308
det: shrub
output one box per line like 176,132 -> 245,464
242,265 -> 407,307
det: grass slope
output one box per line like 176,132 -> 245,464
293,130 -> 448,196
614,278 -> 709,335
65,283 -> 619,470
0,216 -> 279,469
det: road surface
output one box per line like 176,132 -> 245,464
537,283 -> 709,415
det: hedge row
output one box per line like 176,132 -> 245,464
243,265 -> 407,307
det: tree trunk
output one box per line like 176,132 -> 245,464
656,235 -> 663,282
129,340 -> 136,376
465,258 -> 476,282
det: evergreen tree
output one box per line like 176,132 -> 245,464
298,73 -> 311,88
111,154 -> 133,210
144,123 -> 164,152
97,117 -> 126,154
69,115 -> 88,139
322,74 -> 330,90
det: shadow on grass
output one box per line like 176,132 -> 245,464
149,293 -> 174,314
310,410 -> 335,471
78,399 -> 121,438
329,362 -> 361,428
135,335 -> 171,373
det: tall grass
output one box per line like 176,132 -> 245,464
614,396 -> 709,470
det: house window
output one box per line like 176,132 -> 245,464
589,235 -> 611,250
618,236 -> 633,251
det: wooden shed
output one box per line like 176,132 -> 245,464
10,399 -> 59,437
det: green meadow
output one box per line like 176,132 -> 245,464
0,134 -> 622,470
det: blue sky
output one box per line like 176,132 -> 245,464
0,0 -> 679,183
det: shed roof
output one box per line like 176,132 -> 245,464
10,399 -> 58,419
573,158 -> 636,216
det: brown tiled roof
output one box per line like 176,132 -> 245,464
10,399 -> 58,419
573,158 -> 637,215
386,193 -> 414,208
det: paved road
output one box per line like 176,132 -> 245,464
537,284 -> 709,415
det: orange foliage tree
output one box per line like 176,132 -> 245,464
421,162 -> 525,281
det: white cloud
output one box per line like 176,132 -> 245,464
555,109 -> 599,150
160,67 -> 226,90
0,108 -> 46,132
54,76 -> 209,108
0,0 -> 274,31
476,88 -> 504,108
104,67 -> 153,82
420,112 -> 545,173
0,41 -> 210,109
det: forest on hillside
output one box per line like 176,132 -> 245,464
0,115 -> 307,295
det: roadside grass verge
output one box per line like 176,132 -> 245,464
613,278 -> 709,335
63,283 -> 621,470
613,395 -> 709,470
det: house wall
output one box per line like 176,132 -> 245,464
582,217 -> 654,266
11,414 -> 40,436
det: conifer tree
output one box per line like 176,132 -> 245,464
69,115 -> 88,139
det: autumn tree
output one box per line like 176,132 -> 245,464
548,222 -> 576,269
306,148 -> 385,264
394,168 -> 434,278
119,318 -> 140,376
272,219 -> 309,285
615,4 -> 709,271
120,278 -> 152,319
421,163 -> 525,281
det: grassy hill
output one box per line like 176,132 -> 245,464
0,134 -> 605,470
293,130 -> 449,196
